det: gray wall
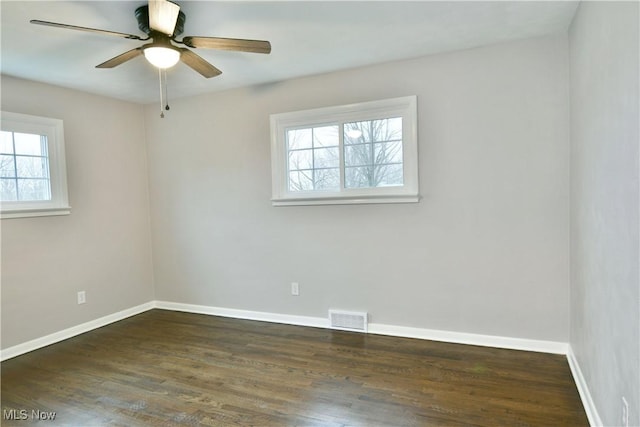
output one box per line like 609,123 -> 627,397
569,2 -> 640,426
1,76 -> 155,348
144,34 -> 570,342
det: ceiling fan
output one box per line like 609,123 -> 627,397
30,0 -> 272,78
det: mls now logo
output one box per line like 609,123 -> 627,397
3,409 -> 57,421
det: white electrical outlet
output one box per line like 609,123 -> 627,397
622,397 -> 629,427
291,282 -> 299,296
77,291 -> 86,305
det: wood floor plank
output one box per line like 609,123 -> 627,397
1,309 -> 588,426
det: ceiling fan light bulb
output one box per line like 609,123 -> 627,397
144,46 -> 180,69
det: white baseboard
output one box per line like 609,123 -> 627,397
567,344 -> 602,427
155,301 -> 567,354
154,301 -> 329,329
367,323 -> 568,354
1,299 -> 568,360
0,302 -> 154,361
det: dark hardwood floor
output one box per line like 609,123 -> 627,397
1,309 -> 588,426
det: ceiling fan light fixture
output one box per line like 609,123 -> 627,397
143,45 -> 180,69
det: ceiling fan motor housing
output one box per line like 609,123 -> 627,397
135,5 -> 185,36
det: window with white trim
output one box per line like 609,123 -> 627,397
270,96 -> 419,206
1,112 -> 70,219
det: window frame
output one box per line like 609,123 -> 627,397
270,96 -> 419,206
1,111 -> 71,219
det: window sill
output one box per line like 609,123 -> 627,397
1,206 -> 72,219
272,195 -> 420,206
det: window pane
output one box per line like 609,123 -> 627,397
1,155 -> 16,177
374,141 -> 403,164
16,156 -> 49,178
17,179 -> 51,201
288,149 -> 312,171
345,117 -> 402,144
0,131 -> 14,154
375,164 -> 404,187
344,118 -> 404,189
314,168 -> 339,190
344,144 -> 371,167
313,147 -> 339,169
287,128 -> 312,150
14,133 -> 46,156
0,178 -> 17,201
289,170 -> 313,192
313,126 -> 338,148
345,166 -> 374,188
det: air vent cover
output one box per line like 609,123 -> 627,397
329,310 -> 368,332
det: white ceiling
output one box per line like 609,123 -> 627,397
1,1 -> 579,104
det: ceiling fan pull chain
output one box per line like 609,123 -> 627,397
163,69 -> 170,111
158,68 -> 165,118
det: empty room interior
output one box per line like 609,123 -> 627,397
1,1 -> 638,426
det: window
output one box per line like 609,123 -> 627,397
270,96 -> 419,205
1,112 -> 70,219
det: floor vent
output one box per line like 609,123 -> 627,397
329,310 -> 368,332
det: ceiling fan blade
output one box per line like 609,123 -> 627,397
148,0 -> 180,36
30,20 -> 146,40
182,36 -> 271,54
179,49 -> 222,78
96,48 -> 143,68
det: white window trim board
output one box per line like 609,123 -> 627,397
1,111 -> 71,219
270,96 -> 419,206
